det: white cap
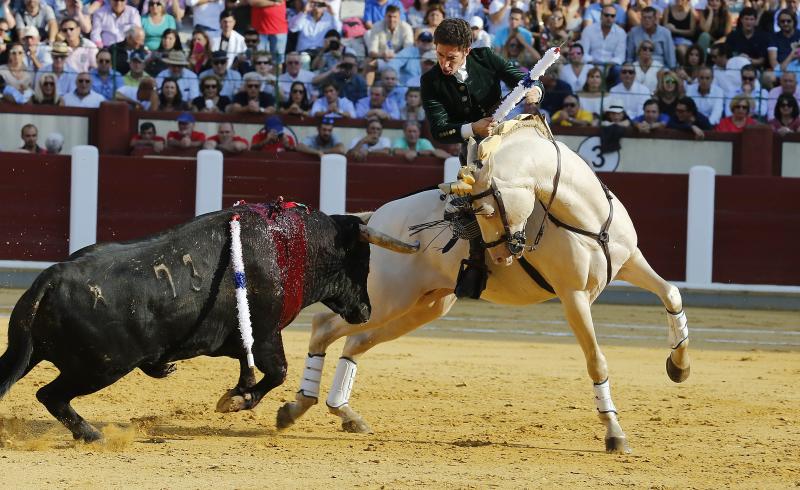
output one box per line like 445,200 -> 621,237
22,26 -> 39,38
469,16 -> 484,30
605,96 -> 626,113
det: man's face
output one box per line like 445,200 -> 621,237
324,85 -> 338,102
781,73 -> 797,93
212,58 -> 227,75
568,46 -> 583,61
169,65 -> 183,76
61,22 -> 80,43
563,96 -> 579,116
675,104 -> 691,122
601,7 -> 616,28
245,79 -> 261,97
698,69 -> 712,90
111,0 -> 127,14
130,30 -> 145,48
417,37 -> 433,53
245,35 -> 259,51
741,14 -> 756,31
178,121 -> 194,134
369,87 -> 384,106
779,15 -> 794,34
406,91 -> 420,107
643,103 -> 660,123
22,127 -> 38,148
741,70 -> 756,88
52,55 -> 66,70
24,0 -> 39,12
254,56 -> 272,75
96,52 -> 112,74
435,43 -> 470,77
641,11 -> 656,31
385,11 -> 400,30
286,55 -> 301,75
220,16 -> 235,33
620,65 -> 635,87
404,124 -> 420,143
381,71 -> 397,91
710,49 -> 726,67
24,33 -> 39,48
318,123 -> 333,142
311,1 -> 327,19
509,12 -> 524,29
217,123 -> 233,142
75,75 -> 91,95
141,127 -> 155,140
130,58 -> 144,74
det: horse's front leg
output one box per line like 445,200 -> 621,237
560,290 -> 631,454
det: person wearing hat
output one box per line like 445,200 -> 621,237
387,29 -> 434,88
421,17 -> 543,299
296,116 -> 345,157
251,115 -> 297,152
469,16 -> 491,49
155,50 -> 200,101
198,49 -> 241,98
122,49 -> 151,87
166,111 -> 207,149
601,96 -> 630,126
204,122 -> 249,153
21,25 -> 51,71
108,26 -> 146,76
35,42 -> 78,96
310,51 -> 366,104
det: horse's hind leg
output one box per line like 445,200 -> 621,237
328,291 -> 457,434
560,291 -> 630,454
617,248 -> 690,383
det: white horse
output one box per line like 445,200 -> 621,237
264,116 -> 691,454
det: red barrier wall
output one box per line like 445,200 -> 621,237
223,153 -> 320,207
97,156 -> 196,242
598,173 -> 689,281
346,156 -> 444,211
713,175 -> 800,285
0,152 -> 70,261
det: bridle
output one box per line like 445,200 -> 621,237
469,180 -> 528,256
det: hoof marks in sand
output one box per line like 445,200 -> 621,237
666,356 -> 691,383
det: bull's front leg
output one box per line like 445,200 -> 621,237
216,330 -> 287,413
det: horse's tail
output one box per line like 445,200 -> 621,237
0,279 -> 49,398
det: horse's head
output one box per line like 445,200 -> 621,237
464,157 -> 536,266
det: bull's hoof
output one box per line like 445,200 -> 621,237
140,362 -> 177,379
605,436 -> 631,454
215,390 -> 252,413
666,356 -> 690,383
276,404 -> 295,430
341,417 -> 372,434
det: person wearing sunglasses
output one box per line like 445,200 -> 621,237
609,62 -> 651,119
29,72 -> 63,105
551,93 -> 596,127
191,73 -> 230,112
62,71 -> 106,107
626,7 -> 676,70
89,47 -> 124,100
769,93 -> 800,135
89,0 -> 142,49
228,71 -> 276,114
715,94 -> 757,132
631,40 -> 660,93
667,96 -> 712,140
278,80 -> 311,116
766,71 -> 800,116
142,0 -> 177,51
767,9 -> 800,70
198,49 -> 241,97
60,18 -> 99,74
725,64 -> 768,119
581,4 -> 627,86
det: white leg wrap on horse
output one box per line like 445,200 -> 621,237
298,354 -> 325,399
667,310 -> 689,349
593,379 -> 617,414
326,357 -> 357,409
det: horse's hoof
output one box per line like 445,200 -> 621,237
75,426 -> 103,443
342,418 -> 372,434
276,404 -> 295,431
216,390 -> 251,413
666,356 -> 690,383
605,436 -> 631,454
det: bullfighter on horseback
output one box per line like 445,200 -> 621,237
421,17 -> 544,299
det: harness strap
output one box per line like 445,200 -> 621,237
518,256 -> 555,295
533,139 -> 561,249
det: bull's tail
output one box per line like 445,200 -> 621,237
0,280 -> 48,398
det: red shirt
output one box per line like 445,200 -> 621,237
252,2 -> 287,35
714,116 -> 756,133
167,130 -> 207,142
207,135 -> 249,146
131,135 -> 166,144
251,131 -> 296,152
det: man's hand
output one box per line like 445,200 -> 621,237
691,125 -> 705,140
525,86 -> 542,105
471,116 -> 495,137
247,99 -> 260,112
635,121 -> 650,133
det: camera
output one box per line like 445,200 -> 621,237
327,40 -> 340,51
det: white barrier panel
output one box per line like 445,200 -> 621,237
69,145 -> 98,254
319,154 -> 347,214
196,150 -> 224,216
685,166 -> 716,285
444,156 -> 461,182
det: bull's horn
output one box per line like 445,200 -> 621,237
359,225 -> 419,254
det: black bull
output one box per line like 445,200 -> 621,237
0,203 -> 394,442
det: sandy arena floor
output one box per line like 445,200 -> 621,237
0,292 -> 798,489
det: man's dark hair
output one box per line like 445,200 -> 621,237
642,6 -> 658,16
509,7 -> 524,16
324,28 -> 341,39
140,122 -> 156,133
643,98 -> 659,110
433,18 -> 472,49
386,4 -> 401,14
676,96 -> 697,115
740,63 -> 756,75
739,6 -> 757,18
244,27 -> 258,36
322,81 -> 340,92
219,9 -> 234,20
778,8 -> 797,28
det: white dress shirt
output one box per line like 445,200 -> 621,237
686,83 -> 724,125
289,12 -> 343,53
580,23 -> 627,66
609,80 -> 651,119
63,89 -> 106,108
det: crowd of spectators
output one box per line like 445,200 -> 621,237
5,0 -> 800,155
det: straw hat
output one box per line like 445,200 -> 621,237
163,50 -> 189,66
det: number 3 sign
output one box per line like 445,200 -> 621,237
577,136 -> 620,172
